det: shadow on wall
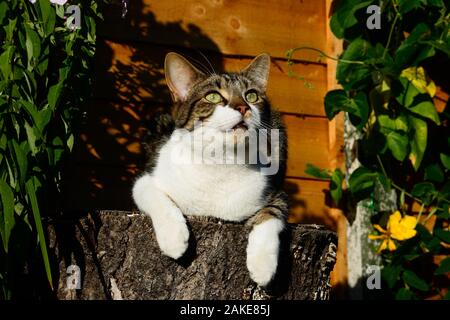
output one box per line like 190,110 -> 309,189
64,0 -> 225,212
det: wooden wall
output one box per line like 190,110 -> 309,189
67,0 -> 347,296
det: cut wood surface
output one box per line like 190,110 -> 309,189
100,0 -> 327,61
50,211 -> 337,300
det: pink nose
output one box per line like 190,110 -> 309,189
235,105 -> 249,115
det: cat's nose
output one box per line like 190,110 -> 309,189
235,105 -> 250,115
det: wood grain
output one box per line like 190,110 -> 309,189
99,0 -> 327,61
94,40 -> 327,116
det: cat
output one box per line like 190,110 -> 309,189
132,52 -> 288,287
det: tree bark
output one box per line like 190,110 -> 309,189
49,211 -> 337,300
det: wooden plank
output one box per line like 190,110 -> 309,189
94,40 -> 327,116
99,0 -> 327,61
325,0 -> 347,297
283,115 -> 330,178
75,100 -> 330,179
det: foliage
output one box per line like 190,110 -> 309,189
0,0 -> 104,299
290,0 -> 450,299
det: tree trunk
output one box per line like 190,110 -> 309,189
49,211 -> 337,300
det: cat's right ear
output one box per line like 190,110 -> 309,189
165,53 -> 204,102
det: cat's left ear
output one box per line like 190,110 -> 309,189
165,52 -> 205,102
242,53 -> 271,90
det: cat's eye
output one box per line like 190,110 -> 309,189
205,92 -> 223,103
245,91 -> 258,103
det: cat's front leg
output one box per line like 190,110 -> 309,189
132,174 -> 189,259
246,192 -> 288,287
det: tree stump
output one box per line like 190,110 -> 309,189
48,211 -> 337,300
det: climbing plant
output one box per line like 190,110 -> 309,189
288,0 -> 450,299
0,0 -> 106,299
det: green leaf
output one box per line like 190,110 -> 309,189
324,90 -> 369,129
0,46 -> 14,80
395,23 -> 434,68
434,257 -> 450,275
38,0 -> 56,36
0,180 -> 15,253
24,24 -> 41,70
440,153 -> 450,169
411,182 -> 436,205
348,167 -> 378,199
330,169 -> 344,204
11,140 -> 28,186
434,228 -> 450,243
25,178 -> 53,290
329,0 -> 373,39
399,0 -> 423,14
408,115 -> 427,171
424,164 -> 444,183
395,288 -> 416,300
305,163 -> 331,180
402,270 -> 429,291
382,265 -> 402,289
409,100 -> 440,125
386,131 -> 409,161
336,38 -> 373,90
48,82 -> 63,109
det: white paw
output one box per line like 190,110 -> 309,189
247,248 -> 278,287
246,219 -> 284,287
155,220 -> 189,259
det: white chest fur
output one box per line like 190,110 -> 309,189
151,130 -> 268,221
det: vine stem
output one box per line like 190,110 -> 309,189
382,12 -> 400,60
286,47 -> 365,65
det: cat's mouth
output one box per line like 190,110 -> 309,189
232,121 -> 248,131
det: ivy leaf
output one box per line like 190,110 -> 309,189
424,163 -> 444,183
305,163 -> 331,180
324,90 -> 369,129
409,100 -> 440,125
411,182 -> 436,205
395,287 -> 417,300
387,131 -> 409,161
402,270 -> 430,291
395,23 -> 435,68
329,0 -> 374,39
408,115 -> 427,171
382,265 -> 402,289
336,38 -> 373,90
330,169 -> 344,204
434,228 -> 450,243
434,257 -> 450,275
440,153 -> 450,169
348,166 -> 378,200
399,0 -> 424,14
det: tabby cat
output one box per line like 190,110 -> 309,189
132,52 -> 288,287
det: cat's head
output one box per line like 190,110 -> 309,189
164,52 -> 271,133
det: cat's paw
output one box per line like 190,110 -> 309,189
156,220 -> 190,259
246,219 -> 284,287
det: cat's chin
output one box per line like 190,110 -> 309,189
231,121 -> 249,131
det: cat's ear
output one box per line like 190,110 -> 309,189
165,52 -> 205,102
242,53 -> 271,90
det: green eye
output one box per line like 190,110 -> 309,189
245,91 -> 258,103
205,92 -> 222,103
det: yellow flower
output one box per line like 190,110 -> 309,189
368,211 -> 417,253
